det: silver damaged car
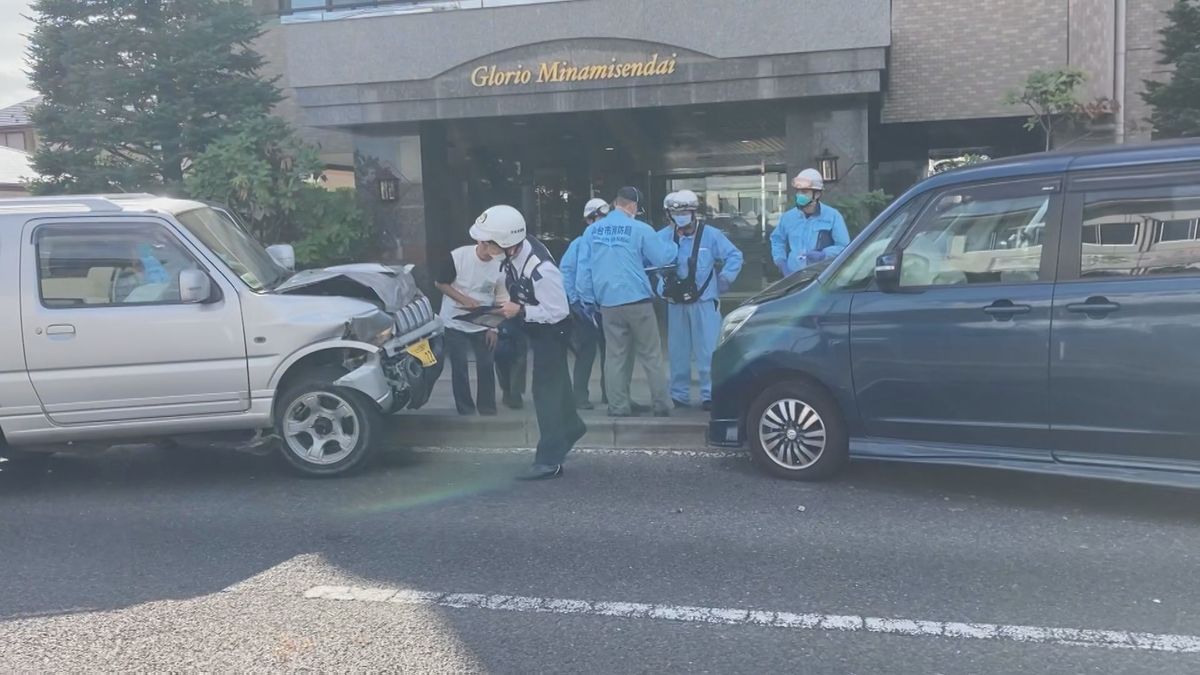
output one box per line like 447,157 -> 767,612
0,195 -> 444,476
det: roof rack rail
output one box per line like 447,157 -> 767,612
95,193 -> 160,200
0,195 -> 125,212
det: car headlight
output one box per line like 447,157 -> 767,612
719,304 -> 758,345
366,325 -> 396,347
348,311 -> 397,347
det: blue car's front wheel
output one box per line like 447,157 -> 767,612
747,381 -> 848,481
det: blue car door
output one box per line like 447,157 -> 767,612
1050,163 -> 1200,468
850,176 -> 1062,451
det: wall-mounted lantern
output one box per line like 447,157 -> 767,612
378,167 -> 400,202
816,149 -> 840,184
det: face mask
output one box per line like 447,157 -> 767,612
795,194 -> 813,208
671,213 -> 693,228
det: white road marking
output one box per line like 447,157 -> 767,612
411,446 -> 746,459
304,585 -> 1200,654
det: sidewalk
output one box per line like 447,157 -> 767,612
391,355 -> 713,449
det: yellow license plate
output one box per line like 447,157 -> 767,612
405,338 -> 437,367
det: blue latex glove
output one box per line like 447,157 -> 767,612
804,249 -> 828,263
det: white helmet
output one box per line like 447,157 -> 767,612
469,205 -> 527,248
583,198 -> 610,219
794,168 -> 825,191
665,189 -> 700,212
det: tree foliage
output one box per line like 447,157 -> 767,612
1143,0 -> 1200,138
1004,68 -> 1117,151
291,187 -> 376,269
26,0 -> 281,194
185,116 -> 322,245
825,190 -> 894,238
186,117 -> 375,268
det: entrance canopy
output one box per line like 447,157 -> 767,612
280,0 -> 889,127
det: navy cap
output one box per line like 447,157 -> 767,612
616,186 -> 642,204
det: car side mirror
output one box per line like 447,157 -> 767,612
267,244 -> 296,272
180,269 -> 214,304
874,252 -> 901,292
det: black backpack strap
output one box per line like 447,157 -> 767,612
690,222 -> 715,298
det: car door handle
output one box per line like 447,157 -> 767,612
983,300 -> 1032,320
45,324 -> 76,336
1065,297 -> 1121,317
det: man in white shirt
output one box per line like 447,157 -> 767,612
435,241 -> 509,415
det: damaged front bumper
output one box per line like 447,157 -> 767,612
335,316 -> 445,414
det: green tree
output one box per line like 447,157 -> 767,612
185,117 -> 322,245
825,190 -> 893,239
26,0 -> 281,194
1004,68 -> 1116,151
1143,0 -> 1200,138
186,117 -> 375,267
291,187 -> 375,269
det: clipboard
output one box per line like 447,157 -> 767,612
455,305 -> 506,329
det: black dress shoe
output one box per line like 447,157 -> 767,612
516,464 -> 563,481
701,400 -> 712,412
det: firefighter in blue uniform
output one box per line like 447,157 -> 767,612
657,190 -> 743,410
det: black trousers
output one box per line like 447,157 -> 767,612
445,328 -> 496,415
495,320 -> 528,400
529,321 -> 586,466
571,311 -> 606,405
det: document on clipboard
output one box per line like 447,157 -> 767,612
455,305 -> 506,329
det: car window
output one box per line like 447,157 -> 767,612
1079,185 -> 1200,278
36,225 -> 200,308
898,187 -> 1053,287
828,199 -> 919,291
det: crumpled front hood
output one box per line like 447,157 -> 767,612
274,263 -> 420,312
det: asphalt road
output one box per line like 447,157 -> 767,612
2,444 -> 1200,673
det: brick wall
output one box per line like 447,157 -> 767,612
883,0 -> 1069,123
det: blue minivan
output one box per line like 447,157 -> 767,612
710,140 -> 1200,488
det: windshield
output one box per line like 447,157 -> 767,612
828,198 -> 921,291
175,207 -> 289,292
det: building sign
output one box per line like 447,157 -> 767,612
471,53 -> 679,88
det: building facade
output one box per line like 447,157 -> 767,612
255,0 -> 1174,292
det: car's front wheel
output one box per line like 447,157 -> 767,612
275,371 -> 382,478
747,381 -> 848,481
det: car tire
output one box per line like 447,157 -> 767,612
274,369 -> 383,478
747,380 -> 848,481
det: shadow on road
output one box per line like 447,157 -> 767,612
2,443 -> 1200,629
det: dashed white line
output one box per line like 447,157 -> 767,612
304,585 -> 1200,655
411,446 -> 746,459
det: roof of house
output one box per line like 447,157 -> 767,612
0,146 -> 35,186
0,96 -> 40,128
